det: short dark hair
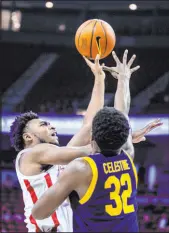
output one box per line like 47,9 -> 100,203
10,111 -> 39,152
92,107 -> 130,151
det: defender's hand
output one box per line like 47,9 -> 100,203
103,49 -> 140,79
132,119 -> 163,143
83,54 -> 105,80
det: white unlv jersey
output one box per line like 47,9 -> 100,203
15,148 -> 73,232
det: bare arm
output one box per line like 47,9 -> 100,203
103,51 -> 163,154
82,55 -> 105,125
103,50 -> 140,159
32,159 -> 88,220
114,72 -> 134,158
110,50 -> 139,115
68,54 -> 105,147
114,77 -> 130,116
26,143 -> 91,165
114,76 -> 162,145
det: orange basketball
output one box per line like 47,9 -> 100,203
75,19 -> 116,60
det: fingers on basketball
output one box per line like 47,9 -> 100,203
95,54 -> 100,67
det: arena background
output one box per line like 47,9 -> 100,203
1,0 -> 169,232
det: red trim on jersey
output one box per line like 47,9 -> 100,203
30,214 -> 41,232
24,179 -> 40,232
44,173 -> 60,227
24,179 -> 38,203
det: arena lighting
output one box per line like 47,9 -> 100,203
1,115 -> 169,135
45,1 -> 53,8
13,22 -> 20,29
11,12 -> 17,20
129,3 -> 137,10
58,24 -> 66,31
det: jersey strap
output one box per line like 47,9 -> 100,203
79,157 -> 98,205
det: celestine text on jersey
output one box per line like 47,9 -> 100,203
103,160 -> 130,174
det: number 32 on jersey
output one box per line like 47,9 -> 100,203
104,173 -> 135,216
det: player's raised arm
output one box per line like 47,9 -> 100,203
67,54 -> 105,147
103,52 -> 163,145
32,159 -> 88,220
103,50 -> 140,159
25,143 -> 91,165
103,50 -> 140,116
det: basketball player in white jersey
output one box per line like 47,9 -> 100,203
10,54 -> 106,232
10,52 -> 161,232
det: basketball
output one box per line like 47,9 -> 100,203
75,19 -> 116,60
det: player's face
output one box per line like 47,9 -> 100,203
26,119 -> 59,145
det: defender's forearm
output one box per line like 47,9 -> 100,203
114,75 -> 130,115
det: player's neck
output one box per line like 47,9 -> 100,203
101,148 -> 121,157
24,141 -> 39,149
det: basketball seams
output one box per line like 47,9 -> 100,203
77,20 -> 93,54
90,20 -> 98,59
100,21 -> 107,57
102,22 -> 116,56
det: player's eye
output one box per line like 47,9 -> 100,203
40,121 -> 48,126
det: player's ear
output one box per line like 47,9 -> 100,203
23,132 -> 33,143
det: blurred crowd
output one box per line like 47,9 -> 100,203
2,46 -> 168,115
1,188 -> 26,232
138,205 -> 169,232
16,99 -> 76,114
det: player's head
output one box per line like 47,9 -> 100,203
10,111 -> 59,152
92,107 -> 130,153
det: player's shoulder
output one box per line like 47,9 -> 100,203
27,143 -> 59,155
31,143 -> 59,151
68,157 -> 92,176
70,157 -> 88,170
20,143 -> 59,163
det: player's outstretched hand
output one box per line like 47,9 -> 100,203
102,49 -> 140,79
132,119 -> 163,143
83,54 -> 105,80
